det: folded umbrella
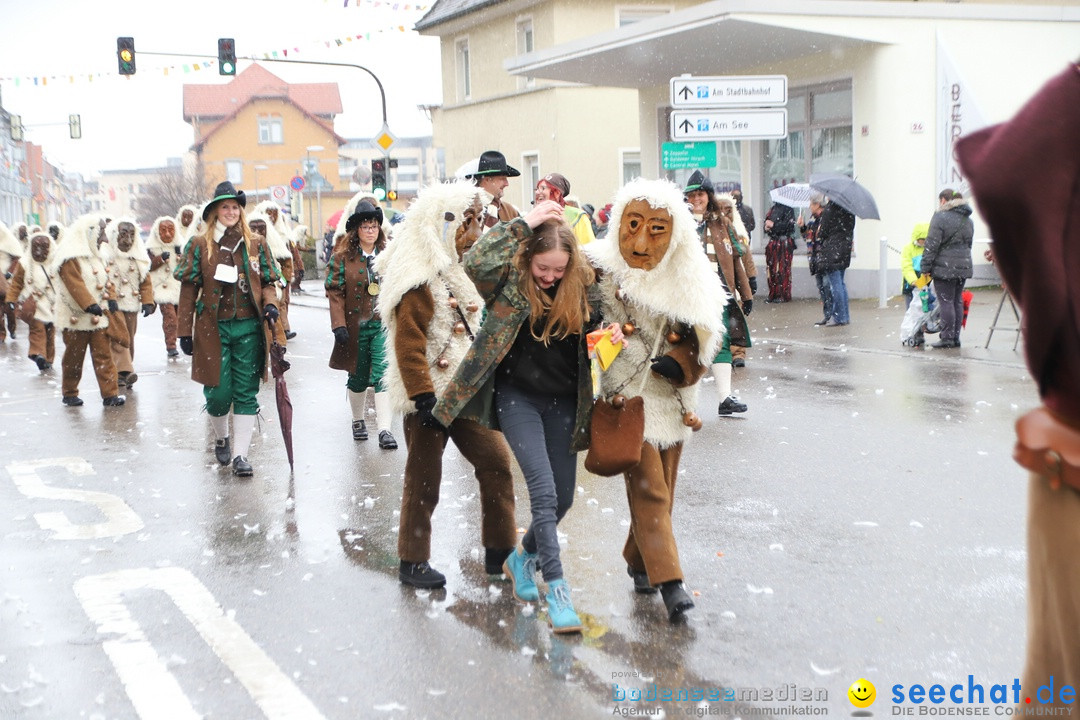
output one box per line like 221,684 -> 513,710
810,173 -> 881,220
769,182 -> 814,209
267,319 -> 294,471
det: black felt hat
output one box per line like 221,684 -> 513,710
684,170 -> 712,194
345,200 -> 384,233
471,150 -> 520,178
203,181 -> 247,221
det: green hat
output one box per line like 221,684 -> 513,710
203,181 -> 247,221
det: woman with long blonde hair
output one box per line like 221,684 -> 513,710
434,201 -> 623,634
174,181 -> 282,477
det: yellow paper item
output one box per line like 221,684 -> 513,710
914,274 -> 931,289
594,332 -> 622,371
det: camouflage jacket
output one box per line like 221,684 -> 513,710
432,218 -> 598,452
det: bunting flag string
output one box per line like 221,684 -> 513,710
0,21 -> 424,86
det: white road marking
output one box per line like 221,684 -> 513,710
6,457 -> 144,539
74,567 -> 326,720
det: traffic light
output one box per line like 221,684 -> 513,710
69,114 -> 82,139
371,158 -> 387,201
117,37 -> 136,75
10,115 -> 23,142
218,38 -> 236,76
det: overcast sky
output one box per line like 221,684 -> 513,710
0,0 -> 441,178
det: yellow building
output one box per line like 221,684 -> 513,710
416,0 -> 692,212
182,64 -> 345,223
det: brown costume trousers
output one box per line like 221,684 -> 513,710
28,320 -> 55,363
398,413 -> 516,563
62,329 -> 119,399
110,311 -> 138,374
160,303 -> 178,350
1022,474 -> 1080,709
623,441 -> 685,586
280,286 -> 291,333
731,344 -> 747,361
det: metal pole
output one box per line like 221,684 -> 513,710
878,235 -> 889,309
316,182 -> 322,241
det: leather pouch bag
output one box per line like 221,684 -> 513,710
104,309 -> 130,348
584,395 -> 645,477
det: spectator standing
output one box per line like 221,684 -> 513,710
462,151 -> 521,228
900,223 -> 930,309
799,195 -> 831,325
533,173 -> 596,246
816,199 -> 856,326
920,189 -> 974,348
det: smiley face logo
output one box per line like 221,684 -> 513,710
848,679 -> 876,708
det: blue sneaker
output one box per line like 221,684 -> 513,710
503,547 -> 539,602
545,578 -> 582,634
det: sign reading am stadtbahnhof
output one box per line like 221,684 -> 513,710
670,75 -> 788,108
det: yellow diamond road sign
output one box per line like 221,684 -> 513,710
375,129 -> 397,152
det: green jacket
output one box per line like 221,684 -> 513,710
432,218 -> 597,452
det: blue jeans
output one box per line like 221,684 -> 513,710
494,382 -> 578,582
825,269 -> 849,324
814,272 -> 833,320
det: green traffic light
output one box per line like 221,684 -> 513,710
373,188 -> 387,201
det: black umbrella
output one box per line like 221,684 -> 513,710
267,319 -> 294,471
810,173 -> 881,220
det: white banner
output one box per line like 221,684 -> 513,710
936,34 -> 987,194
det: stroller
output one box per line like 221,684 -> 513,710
900,286 -> 941,346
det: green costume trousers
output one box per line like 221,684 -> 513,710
345,318 -> 388,393
204,317 -> 262,417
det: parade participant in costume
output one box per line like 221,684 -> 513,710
53,214 -> 124,407
685,172 -> 752,416
47,222 -> 64,246
0,221 -> 22,342
333,191 -> 394,249
176,205 -> 200,247
325,201 -> 398,450
374,179 -> 517,589
106,217 -> 155,389
290,225 -> 308,292
460,151 -> 521,228
956,64 -> 1080,707
146,216 -> 182,357
174,182 -> 282,478
253,201 -> 297,339
716,192 -> 755,370
434,205 -> 621,633
763,201 -> 798,303
5,231 -> 58,371
247,211 -> 292,342
584,177 -> 725,621
533,173 -> 596,246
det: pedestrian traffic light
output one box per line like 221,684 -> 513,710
371,158 -> 387,201
69,114 -> 82,140
218,38 -> 236,76
117,37 -> 136,75
387,190 -> 398,202
10,115 -> 23,142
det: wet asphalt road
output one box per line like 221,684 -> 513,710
1,286 -> 1036,719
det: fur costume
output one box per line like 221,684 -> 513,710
252,201 -> 292,255
51,214 -> 114,332
715,192 -> 749,244
12,232 -> 57,324
375,180 -> 485,415
11,223 -> 29,253
334,191 -> 393,246
0,221 -> 22,264
584,178 -> 725,449
175,205 -> 200,243
146,216 -> 181,305
105,217 -> 152,314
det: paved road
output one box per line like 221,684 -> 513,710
1,286 -> 1035,718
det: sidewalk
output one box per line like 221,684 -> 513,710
291,279 -> 1025,367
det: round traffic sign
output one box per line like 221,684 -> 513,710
271,186 -> 287,201
290,176 -> 306,191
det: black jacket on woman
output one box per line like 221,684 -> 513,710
921,198 -> 974,281
815,202 -> 856,274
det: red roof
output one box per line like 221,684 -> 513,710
182,63 -> 342,122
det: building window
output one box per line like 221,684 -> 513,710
516,19 -> 535,89
258,116 -> 284,145
225,160 -> 243,184
762,80 -> 852,196
620,149 -> 641,185
618,6 -> 672,27
521,153 -> 539,209
456,38 -> 471,101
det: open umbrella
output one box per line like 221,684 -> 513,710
267,319 -> 294,471
325,208 -> 344,230
809,173 -> 881,219
769,182 -> 814,209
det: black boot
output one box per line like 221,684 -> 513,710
102,395 -> 126,407
659,581 -> 694,621
214,438 -> 231,465
627,565 -> 657,595
232,456 -> 253,477
485,547 -> 513,575
378,430 -> 398,450
62,396 -> 84,407
399,561 -> 446,588
718,396 -> 748,415
352,419 -> 368,441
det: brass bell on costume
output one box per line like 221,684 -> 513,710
621,323 -> 635,337
465,303 -> 479,313
448,297 -> 458,309
436,357 -> 450,369
683,411 -> 703,431
666,330 -> 683,344
453,322 -> 466,335
610,394 -> 626,409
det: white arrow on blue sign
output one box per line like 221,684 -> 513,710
670,109 -> 788,141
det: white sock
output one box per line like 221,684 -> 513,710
374,391 -> 393,433
209,413 -> 230,440
232,414 -> 256,459
348,389 -> 367,422
711,362 -> 733,399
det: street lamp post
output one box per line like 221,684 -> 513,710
305,145 -> 324,237
253,164 -> 268,203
